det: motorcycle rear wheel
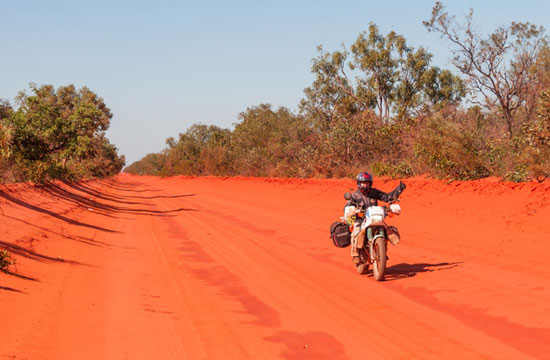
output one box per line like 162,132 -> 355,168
356,248 -> 370,275
372,237 -> 387,281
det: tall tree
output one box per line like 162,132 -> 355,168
424,1 -> 548,137
350,24 -> 405,122
304,23 -> 464,124
301,46 -> 355,129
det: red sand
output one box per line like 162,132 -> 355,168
1,174 -> 549,359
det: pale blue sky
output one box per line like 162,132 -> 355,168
2,0 -> 549,164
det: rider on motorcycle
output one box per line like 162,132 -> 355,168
347,171 -> 406,264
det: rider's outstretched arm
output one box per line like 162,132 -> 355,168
370,182 -> 406,203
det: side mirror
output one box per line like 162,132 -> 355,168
344,192 -> 352,200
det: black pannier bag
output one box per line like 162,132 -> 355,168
330,221 -> 351,248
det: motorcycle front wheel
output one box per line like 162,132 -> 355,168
356,248 -> 370,275
372,237 -> 387,281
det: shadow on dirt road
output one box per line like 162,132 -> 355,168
383,262 -> 462,281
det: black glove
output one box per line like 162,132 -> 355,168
398,181 -> 406,192
393,181 -> 406,199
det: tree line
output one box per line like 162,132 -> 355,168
0,84 -> 125,183
126,3 -> 550,181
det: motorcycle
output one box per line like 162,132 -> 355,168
343,193 -> 401,280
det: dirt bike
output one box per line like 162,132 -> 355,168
343,193 -> 401,280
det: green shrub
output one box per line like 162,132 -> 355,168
371,161 -> 413,178
0,250 -> 16,272
503,165 -> 529,182
412,110 -> 491,180
521,89 -> 550,180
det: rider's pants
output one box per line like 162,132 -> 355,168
350,220 -> 365,257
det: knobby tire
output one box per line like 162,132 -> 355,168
372,237 -> 387,281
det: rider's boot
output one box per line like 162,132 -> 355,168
356,230 -> 365,249
350,225 -> 362,264
351,245 -> 360,264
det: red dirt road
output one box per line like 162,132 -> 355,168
1,174 -> 549,359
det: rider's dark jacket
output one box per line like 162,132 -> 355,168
347,185 -> 403,212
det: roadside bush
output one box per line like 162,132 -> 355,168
1,84 -> 125,183
412,108 -> 491,180
125,153 -> 167,175
0,250 -> 16,272
503,164 -> 530,182
371,161 -> 413,179
521,89 -> 550,180
0,102 -> 16,182
230,104 -> 315,177
157,124 -> 233,176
